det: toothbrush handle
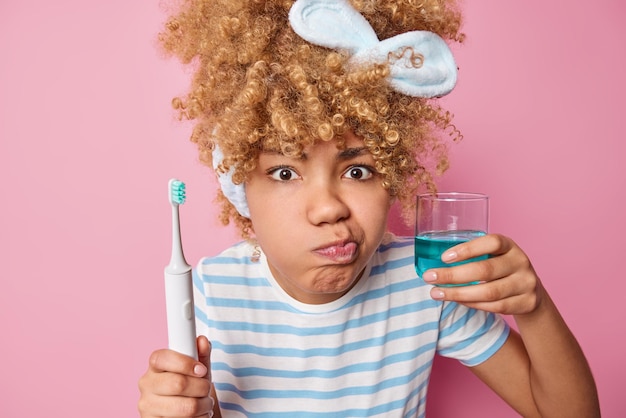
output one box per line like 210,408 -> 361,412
164,270 -> 198,359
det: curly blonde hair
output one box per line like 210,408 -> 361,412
160,0 -> 464,238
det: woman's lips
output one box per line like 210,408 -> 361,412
314,241 -> 358,264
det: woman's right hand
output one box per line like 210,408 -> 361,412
138,335 -> 217,418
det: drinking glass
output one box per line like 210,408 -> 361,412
414,192 -> 489,286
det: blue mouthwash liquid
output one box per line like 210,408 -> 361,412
414,230 -> 487,285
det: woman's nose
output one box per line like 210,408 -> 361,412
305,181 -> 350,225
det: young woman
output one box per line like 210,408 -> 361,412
138,1 -> 600,416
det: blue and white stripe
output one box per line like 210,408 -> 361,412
194,237 -> 509,417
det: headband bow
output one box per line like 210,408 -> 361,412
289,0 -> 458,98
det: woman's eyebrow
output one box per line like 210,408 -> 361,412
261,150 -> 308,161
337,147 -> 368,160
261,147 -> 368,161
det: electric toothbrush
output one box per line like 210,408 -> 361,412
164,178 -> 198,359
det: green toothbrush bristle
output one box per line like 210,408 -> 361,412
171,180 -> 186,204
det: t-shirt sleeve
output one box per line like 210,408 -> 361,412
436,301 -> 510,367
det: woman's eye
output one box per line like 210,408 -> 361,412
268,167 -> 300,181
344,166 -> 374,180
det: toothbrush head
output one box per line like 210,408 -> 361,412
168,178 -> 186,206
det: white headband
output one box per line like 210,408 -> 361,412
212,143 -> 250,219
213,0 -> 458,218
289,0 -> 458,98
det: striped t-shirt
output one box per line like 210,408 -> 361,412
193,236 -> 509,418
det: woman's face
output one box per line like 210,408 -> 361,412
245,131 -> 393,304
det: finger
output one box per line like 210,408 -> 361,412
430,274 -> 539,313
442,233 -> 512,263
138,393 -> 214,418
150,371 -> 212,397
451,291 -> 538,315
428,255 -> 514,286
430,274 -> 525,302
432,242 -> 531,287
197,336 -> 212,380
149,349 -> 208,378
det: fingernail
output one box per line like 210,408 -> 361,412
442,251 -> 457,262
431,288 -> 445,300
194,363 -> 207,377
422,271 -> 438,283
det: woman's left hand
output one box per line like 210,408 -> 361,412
421,233 -> 544,315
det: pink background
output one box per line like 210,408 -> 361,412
1,0 -> 624,416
